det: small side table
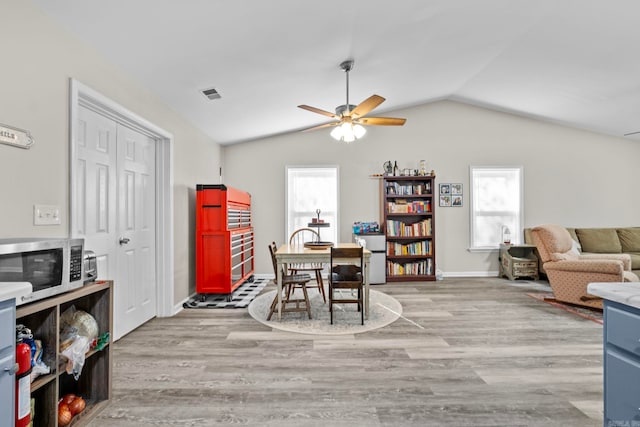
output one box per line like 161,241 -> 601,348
499,243 -> 539,280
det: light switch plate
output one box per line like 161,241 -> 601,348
34,204 -> 61,225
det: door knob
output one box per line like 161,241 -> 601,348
119,237 -> 130,245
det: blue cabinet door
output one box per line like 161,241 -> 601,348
0,298 -> 16,425
605,349 -> 640,424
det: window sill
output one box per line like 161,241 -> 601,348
467,247 -> 499,253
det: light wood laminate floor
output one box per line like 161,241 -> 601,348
89,278 -> 604,427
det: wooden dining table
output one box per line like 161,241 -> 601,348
274,243 -> 372,321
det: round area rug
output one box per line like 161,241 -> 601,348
248,288 -> 402,335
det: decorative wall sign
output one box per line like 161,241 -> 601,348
0,123 -> 34,149
439,183 -> 463,207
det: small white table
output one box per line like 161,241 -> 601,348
274,243 -> 371,321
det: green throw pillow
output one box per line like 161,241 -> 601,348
617,228 -> 640,252
575,228 -> 622,253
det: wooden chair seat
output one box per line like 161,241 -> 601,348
267,242 -> 312,320
289,228 -> 327,303
328,247 -> 364,325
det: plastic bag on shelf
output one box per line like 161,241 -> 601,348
61,335 -> 90,380
59,305 -> 98,380
30,339 -> 50,382
60,305 -> 99,341
17,325 -> 52,382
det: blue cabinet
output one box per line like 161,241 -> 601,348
604,300 -> 640,425
0,298 -> 16,426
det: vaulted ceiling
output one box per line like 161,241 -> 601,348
31,0 -> 640,145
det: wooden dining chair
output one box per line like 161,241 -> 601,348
267,242 -> 312,320
328,246 -> 364,325
288,228 -> 326,303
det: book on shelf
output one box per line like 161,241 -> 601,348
385,182 -> 431,196
386,200 -> 431,213
387,240 -> 432,256
386,218 -> 432,237
386,258 -> 433,276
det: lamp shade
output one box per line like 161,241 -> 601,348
330,123 -> 366,143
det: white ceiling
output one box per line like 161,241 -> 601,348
31,0 -> 640,145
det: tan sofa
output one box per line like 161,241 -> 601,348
529,224 -> 639,309
525,226 -> 640,277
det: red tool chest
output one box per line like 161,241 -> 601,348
195,184 -> 254,295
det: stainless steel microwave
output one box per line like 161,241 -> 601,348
0,238 -> 84,305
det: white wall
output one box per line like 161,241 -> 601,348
223,100 -> 640,276
4,2 -> 638,297
0,1 -> 221,304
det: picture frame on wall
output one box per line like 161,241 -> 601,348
439,182 -> 463,206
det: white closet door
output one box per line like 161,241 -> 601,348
116,124 -> 156,337
76,105 -> 157,340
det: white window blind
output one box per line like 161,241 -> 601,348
286,166 -> 338,244
470,166 -> 523,250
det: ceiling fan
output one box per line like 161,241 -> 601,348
298,60 -> 406,142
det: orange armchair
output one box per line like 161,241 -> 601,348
530,224 -> 639,308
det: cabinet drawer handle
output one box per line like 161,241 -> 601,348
3,363 -> 18,375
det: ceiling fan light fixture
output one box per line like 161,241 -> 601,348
298,59 -> 406,141
353,123 -> 366,138
330,122 -> 366,143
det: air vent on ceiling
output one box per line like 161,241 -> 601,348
201,87 -> 221,100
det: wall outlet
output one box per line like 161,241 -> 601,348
34,204 -> 61,225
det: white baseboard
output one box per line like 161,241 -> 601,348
247,272 -> 502,280
173,296 -> 189,315
443,270 -> 500,278
171,271 -> 502,314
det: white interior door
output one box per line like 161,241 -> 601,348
76,105 -> 157,340
76,106 -> 117,287
116,125 -> 156,337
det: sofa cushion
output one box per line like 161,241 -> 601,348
575,228 -> 622,253
570,239 -> 581,255
617,228 -> 640,253
627,252 -> 640,270
566,228 -> 580,246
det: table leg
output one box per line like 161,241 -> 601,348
364,257 -> 370,319
276,261 -> 283,320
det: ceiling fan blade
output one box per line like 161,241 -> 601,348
350,95 -> 385,118
356,117 -> 406,126
298,105 -> 339,119
301,121 -> 341,132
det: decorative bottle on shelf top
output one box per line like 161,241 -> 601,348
393,161 -> 399,176
419,160 -> 427,176
383,161 -> 393,175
